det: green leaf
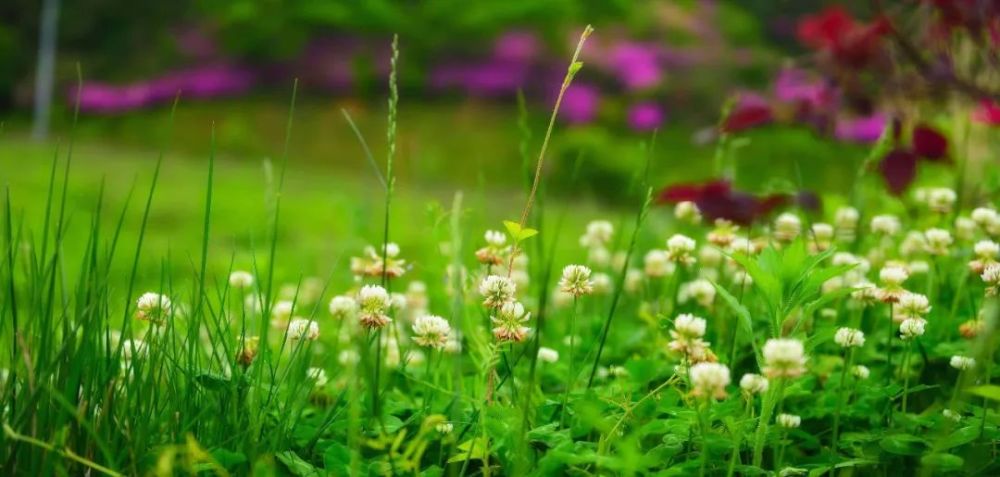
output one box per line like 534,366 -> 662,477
209,448 -> 247,470
322,442 -> 351,473
966,384 -> 1000,402
195,373 -> 231,391
276,451 -> 322,476
503,220 -> 522,238
879,434 -> 927,456
941,426 -> 980,449
448,437 -> 489,463
920,453 -> 964,471
711,280 -> 760,366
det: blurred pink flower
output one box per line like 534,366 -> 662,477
560,83 -> 601,124
835,113 -> 886,143
609,42 -> 662,90
627,102 -> 665,131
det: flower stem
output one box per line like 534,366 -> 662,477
752,379 -> 785,468
560,296 -> 579,427
901,341 -> 913,413
831,349 -> 854,467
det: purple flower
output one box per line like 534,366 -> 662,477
627,102 -> 665,131
493,31 -> 541,62
835,113 -> 887,143
559,83 -> 601,124
429,59 -> 531,97
774,67 -> 837,111
71,64 -> 256,113
609,42 -> 662,90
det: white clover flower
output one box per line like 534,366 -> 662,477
982,263 -> 1000,296
972,207 -> 999,230
579,220 -> 614,248
537,347 -> 559,363
810,223 -> 834,251
899,318 -> 926,340
328,295 -> 358,320
443,336 -> 462,354
739,373 -> 769,395
288,318 -> 320,341
950,356 -> 976,370
272,300 -> 295,321
229,271 -> 254,289
925,188 -> 956,213
490,301 -> 531,343
559,265 -> 594,297
877,266 -> 909,303
776,413 -> 801,429
624,268 -> 644,294
871,215 -> 901,236
850,281 -> 878,305
358,285 -> 392,329
412,315 -> 452,349
908,260 -> 929,275
924,228 -> 953,255
834,207 -> 859,240
975,240 -> 999,260
942,409 -> 961,422
762,338 -> 807,379
306,367 -> 329,387
479,275 -> 516,308
587,246 -> 611,268
900,231 -> 928,257
121,339 -> 148,361
851,365 -> 870,380
666,234 -> 697,264
678,279 -> 715,308
644,250 -> 675,278
956,217 -> 977,241
727,236 -> 755,255
673,313 -> 707,338
774,213 -> 802,242
732,270 -> 753,288
689,362 -> 731,400
834,328 -> 865,348
591,272 -> 612,295
484,230 -> 507,247
436,422 -> 454,435
674,201 -> 702,224
698,247 -> 723,269
136,292 -> 171,323
896,292 -> 931,321
338,349 -> 360,366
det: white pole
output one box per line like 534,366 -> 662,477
31,0 -> 61,141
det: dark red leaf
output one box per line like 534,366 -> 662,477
880,148 -> 918,195
912,124 -> 948,160
722,104 -> 773,132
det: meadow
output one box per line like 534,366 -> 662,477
2,17 -> 1000,477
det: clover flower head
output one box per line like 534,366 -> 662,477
896,292 -> 931,321
942,409 -> 962,422
674,201 -> 702,224
579,220 -> 614,248
834,327 -> 865,348
871,215 -> 901,236
851,365 -> 870,380
666,234 -> 697,264
537,347 -> 559,363
774,213 -> 802,242
644,249 -> 675,277
479,275 -> 516,308
672,313 -> 707,339
762,338 -> 807,379
136,292 -> 172,323
924,228 -> 953,255
899,318 -> 926,340
777,413 -> 801,429
229,271 -> 254,289
950,355 -> 976,370
559,264 -> 594,297
357,285 -> 392,330
981,263 -> 1000,296
739,373 -> 769,395
306,367 -> 329,387
689,362 -> 730,400
490,301 -> 531,342
678,279 -> 716,308
709,219 -> 741,247
328,295 -> 358,320
412,315 -> 452,349
288,318 -> 320,341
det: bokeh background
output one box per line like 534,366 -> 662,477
1,0 -> 997,281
